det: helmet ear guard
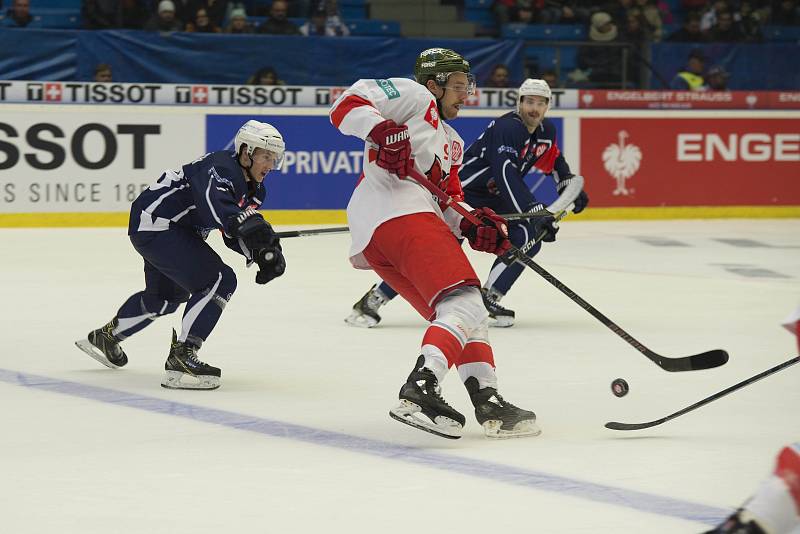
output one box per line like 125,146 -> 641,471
234,120 -> 286,170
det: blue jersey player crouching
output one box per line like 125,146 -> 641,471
75,120 -> 287,390
346,78 -> 589,328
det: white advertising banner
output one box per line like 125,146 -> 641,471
0,81 -> 580,109
0,105 -> 204,213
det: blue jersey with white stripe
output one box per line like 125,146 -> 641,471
128,150 -> 265,241
460,114 -> 571,213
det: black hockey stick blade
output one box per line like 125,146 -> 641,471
509,249 -> 729,373
275,226 -> 350,238
605,355 -> 800,431
653,349 -> 729,372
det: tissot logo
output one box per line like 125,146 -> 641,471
44,83 -> 63,102
27,83 -> 43,101
175,86 -> 191,104
192,85 -> 209,104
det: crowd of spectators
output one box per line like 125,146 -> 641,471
36,0 -> 351,35
2,0 -> 798,89
493,0 -> 799,43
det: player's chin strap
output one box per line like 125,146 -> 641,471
237,147 -> 258,183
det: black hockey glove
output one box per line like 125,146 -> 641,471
557,175 -> 589,214
254,245 -> 286,285
532,214 -> 559,243
228,208 -> 278,251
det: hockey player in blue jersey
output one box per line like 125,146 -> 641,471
75,120 -> 287,390
345,78 -> 589,328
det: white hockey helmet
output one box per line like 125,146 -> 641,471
234,120 -> 286,169
518,78 -> 552,106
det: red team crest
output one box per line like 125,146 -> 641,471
535,143 -> 548,157
451,140 -> 462,162
424,100 -> 440,129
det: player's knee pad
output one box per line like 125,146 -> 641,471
434,286 -> 489,335
140,293 -> 183,317
201,265 -> 237,311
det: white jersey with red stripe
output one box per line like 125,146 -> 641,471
329,77 -> 467,269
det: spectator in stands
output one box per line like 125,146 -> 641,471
300,2 -> 349,36
770,0 -> 800,24
486,64 -> 512,87
621,6 -> 650,42
634,0 -> 663,40
224,7 -> 253,33
191,0 -> 227,27
667,12 -> 708,41
736,1 -> 764,41
247,66 -> 285,85
185,6 -> 221,31
512,1 -> 537,23
144,0 -> 183,31
2,0 -> 31,27
541,69 -> 559,88
539,1 -> 590,25
708,9 -> 745,40
670,49 -> 706,90
257,0 -> 301,34
704,65 -> 729,90
574,11 -> 624,87
701,0 -> 728,31
94,63 -> 113,82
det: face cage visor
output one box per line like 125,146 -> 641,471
435,72 -> 476,96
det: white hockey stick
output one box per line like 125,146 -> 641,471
504,174 -> 585,221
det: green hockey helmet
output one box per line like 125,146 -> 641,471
414,48 -> 475,94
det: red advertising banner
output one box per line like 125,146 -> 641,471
578,90 -> 800,110
580,118 -> 800,206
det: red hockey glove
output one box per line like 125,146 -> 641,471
368,119 -> 413,178
460,207 -> 512,256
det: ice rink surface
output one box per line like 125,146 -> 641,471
1,218 -> 798,533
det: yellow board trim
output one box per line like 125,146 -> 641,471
0,206 -> 798,228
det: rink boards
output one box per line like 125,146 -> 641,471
0,104 -> 798,226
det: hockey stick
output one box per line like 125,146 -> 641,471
274,176 -> 583,239
406,166 -> 729,373
275,226 -> 350,238
606,355 -> 800,431
502,175 -> 584,221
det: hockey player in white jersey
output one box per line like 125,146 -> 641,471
330,48 -> 541,439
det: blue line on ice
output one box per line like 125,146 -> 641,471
0,368 -> 728,525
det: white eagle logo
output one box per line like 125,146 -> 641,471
602,130 -> 642,196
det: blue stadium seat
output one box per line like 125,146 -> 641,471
502,23 -> 586,41
28,8 -> 80,28
346,18 -> 400,36
464,7 -> 494,27
763,25 -> 800,42
31,0 -> 81,8
340,5 -> 364,19
525,45 -> 579,72
465,0 -> 492,7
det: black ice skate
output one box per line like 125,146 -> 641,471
74,317 -> 128,369
703,509 -> 767,534
344,284 -> 387,328
389,356 -> 465,439
161,330 -> 221,390
465,377 -> 541,439
481,288 -> 515,328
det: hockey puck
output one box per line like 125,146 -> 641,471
611,378 -> 629,398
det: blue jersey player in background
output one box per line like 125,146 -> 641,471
75,120 -> 287,390
345,79 -> 589,328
